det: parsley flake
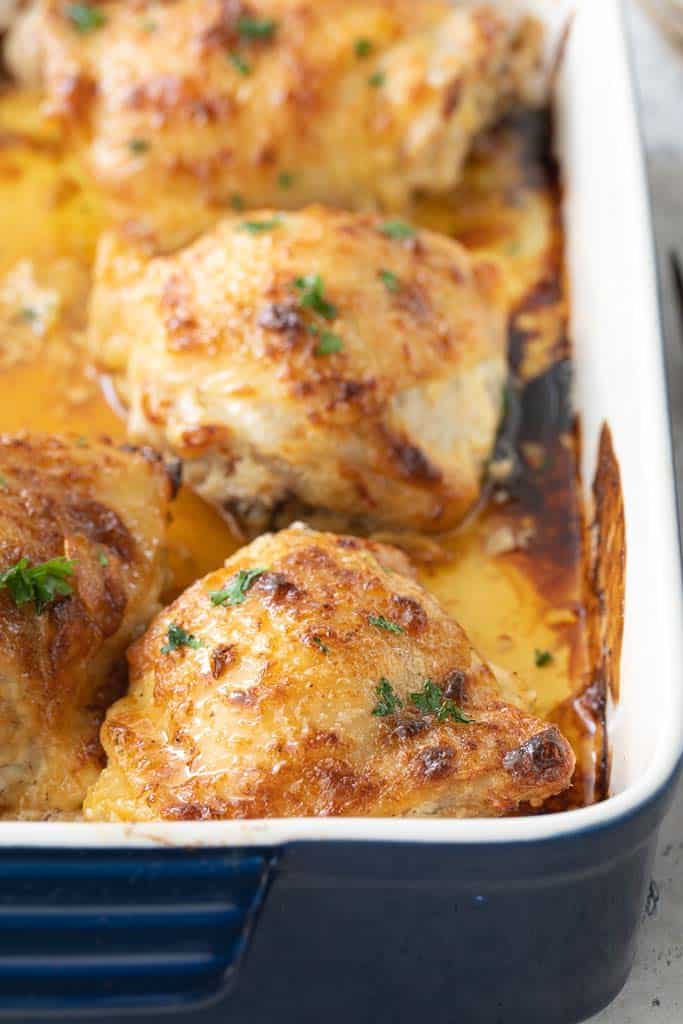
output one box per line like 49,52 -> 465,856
409,679 -> 472,723
237,15 -> 276,39
229,52 -> 251,75
0,475 -> 7,492
437,699 -> 473,724
65,3 -> 106,33
161,623 -> 203,654
380,220 -> 416,240
315,330 -> 343,355
534,648 -> 554,667
378,268 -> 400,292
0,556 -> 75,613
210,566 -> 269,606
371,677 -> 403,717
277,170 -> 294,189
240,218 -> 281,234
230,194 -> 245,211
312,635 -> 329,654
141,18 -> 158,33
368,614 -> 405,635
354,38 -> 373,58
19,306 -> 38,323
293,274 -> 337,320
409,679 -> 444,715
97,550 -> 109,567
369,71 -> 386,88
128,138 -> 149,155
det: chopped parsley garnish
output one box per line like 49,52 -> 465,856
534,648 -> 554,667
0,556 -> 75,613
371,676 -> 472,722
315,330 -> 343,355
378,268 -> 400,292
355,38 -> 373,58
380,220 -> 416,240
369,71 -> 386,88
437,700 -> 473,724
293,274 -> 337,320
19,306 -> 38,323
0,474 -> 7,492
210,567 -> 269,606
372,678 -> 403,717
239,218 -> 281,234
141,18 -> 158,33
229,51 -> 251,75
312,635 -> 329,654
97,550 -> 109,567
161,623 -> 203,654
277,170 -> 294,189
237,15 -> 276,39
65,3 -> 106,33
368,614 -> 405,635
409,679 -> 472,723
128,138 -> 149,155
409,678 -> 445,715
230,193 -> 245,211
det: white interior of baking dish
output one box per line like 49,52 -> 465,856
1,0 -> 681,847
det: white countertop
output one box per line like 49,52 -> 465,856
589,4 -> 683,1021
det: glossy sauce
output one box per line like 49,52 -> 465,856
0,90 -> 603,811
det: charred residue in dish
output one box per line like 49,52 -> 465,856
417,109 -> 604,811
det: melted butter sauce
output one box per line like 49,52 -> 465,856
0,91 -> 602,811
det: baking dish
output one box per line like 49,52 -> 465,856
0,0 -> 681,1021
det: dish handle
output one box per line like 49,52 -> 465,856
0,845 -> 277,1017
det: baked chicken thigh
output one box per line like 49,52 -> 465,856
85,523 -> 574,821
88,206 -> 507,533
0,434 -> 173,817
6,0 -> 543,244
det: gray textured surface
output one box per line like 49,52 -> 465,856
588,3 -> 683,1021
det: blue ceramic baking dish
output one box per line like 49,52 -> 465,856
0,2 -> 681,1022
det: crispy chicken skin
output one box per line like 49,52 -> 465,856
84,524 -> 574,821
88,206 -> 507,534
7,0 -> 543,244
0,434 -> 173,817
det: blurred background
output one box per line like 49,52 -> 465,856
590,3 -> 683,1021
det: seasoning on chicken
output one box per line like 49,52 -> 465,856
88,206 -> 507,534
0,433 -> 173,817
85,523 -> 575,821
7,0 -> 543,243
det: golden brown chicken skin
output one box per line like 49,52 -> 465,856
88,206 -> 507,534
7,0 -> 543,244
84,523 -> 574,821
0,434 -> 173,817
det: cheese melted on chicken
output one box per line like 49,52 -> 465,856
6,0 -> 543,245
88,206 -> 507,534
85,523 -> 574,821
0,434 -> 173,817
